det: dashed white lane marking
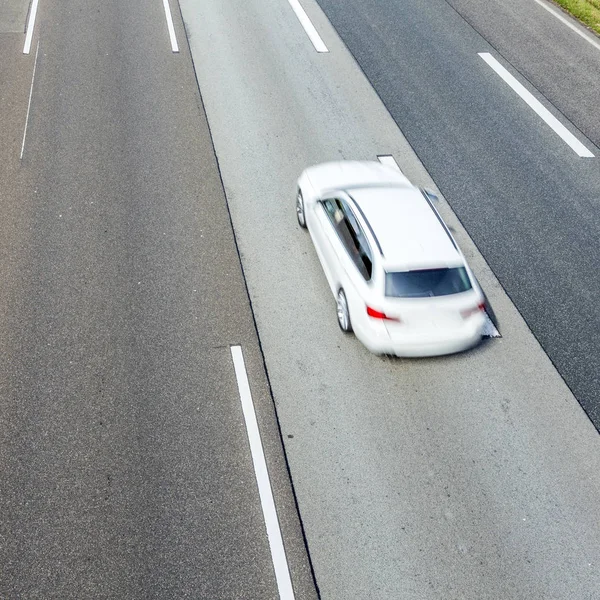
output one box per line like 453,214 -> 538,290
162,0 -> 179,53
23,0 -> 40,54
478,52 -> 594,158
21,40 -> 40,160
287,0 -> 329,53
230,346 -> 295,600
377,154 -> 404,174
482,314 -> 501,338
533,0 -> 600,53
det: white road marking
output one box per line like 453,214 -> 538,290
162,0 -> 179,53
377,154 -> 404,174
533,0 -> 600,53
21,41 -> 40,160
23,0 -> 40,54
230,346 -> 295,600
478,52 -> 594,158
287,0 -> 329,53
482,313 -> 501,338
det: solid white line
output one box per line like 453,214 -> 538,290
162,0 -> 179,53
287,0 -> 329,53
478,52 -> 594,158
532,0 -> 600,53
377,155 -> 404,174
230,346 -> 295,600
21,41 -> 40,160
23,0 -> 40,54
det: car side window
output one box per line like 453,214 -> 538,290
322,197 -> 373,281
322,199 -> 338,220
343,203 -> 373,281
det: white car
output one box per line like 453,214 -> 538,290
296,161 -> 486,357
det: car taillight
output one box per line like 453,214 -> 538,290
460,302 -> 485,319
366,306 -> 400,322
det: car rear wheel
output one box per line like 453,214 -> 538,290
336,289 -> 352,333
296,189 -> 307,228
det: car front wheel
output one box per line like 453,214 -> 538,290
336,289 -> 352,333
296,189 -> 307,228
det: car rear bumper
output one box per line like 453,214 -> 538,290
355,317 -> 485,357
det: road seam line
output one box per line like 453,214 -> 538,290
287,0 -> 329,53
478,52 -> 594,158
230,345 -> 295,600
162,0 -> 179,53
21,40 -> 40,160
23,0 -> 39,54
532,0 -> 600,52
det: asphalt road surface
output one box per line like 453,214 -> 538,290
180,0 -> 600,597
2,0 -> 600,598
0,0 -> 317,597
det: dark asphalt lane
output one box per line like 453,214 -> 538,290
0,0 -> 316,597
315,0 -> 600,426
445,0 -> 600,149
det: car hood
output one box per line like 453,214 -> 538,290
305,161 -> 411,196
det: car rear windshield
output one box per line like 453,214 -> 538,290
385,267 -> 472,298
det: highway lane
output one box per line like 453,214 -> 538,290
0,0 -> 317,597
446,0 -> 600,148
180,0 -> 600,597
314,0 -> 600,427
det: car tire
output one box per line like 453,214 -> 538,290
336,288 -> 353,333
296,189 -> 307,229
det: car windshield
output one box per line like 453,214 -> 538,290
385,267 -> 472,298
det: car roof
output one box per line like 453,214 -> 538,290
348,186 -> 464,271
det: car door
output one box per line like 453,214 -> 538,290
318,197 -> 374,321
310,196 -> 343,295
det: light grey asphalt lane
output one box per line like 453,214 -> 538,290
314,0 -> 600,427
0,0 -> 28,32
180,0 -> 600,597
0,0 -> 317,597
